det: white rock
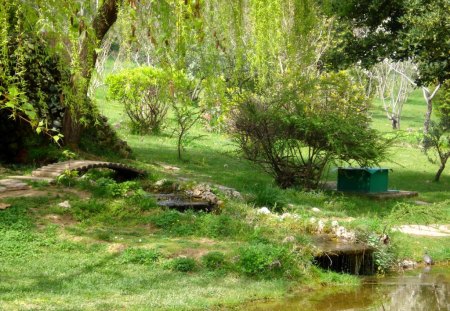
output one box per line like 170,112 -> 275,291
257,207 -> 271,215
280,212 -> 292,220
331,220 -> 339,228
155,179 -> 167,187
58,200 -> 71,209
291,214 -> 300,220
309,217 -> 317,223
399,260 -> 416,269
311,207 -> 321,213
336,226 -> 346,237
317,220 -> 325,233
282,236 -> 296,243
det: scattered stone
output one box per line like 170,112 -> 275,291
0,179 -> 30,191
269,260 -> 282,269
331,220 -> 339,228
58,200 -> 71,209
282,236 -> 296,244
278,212 -> 299,220
309,217 -> 317,223
159,163 -> 180,171
186,184 -> 219,205
215,185 -> 242,200
317,220 -> 325,233
257,207 -> 271,215
280,213 -> 292,220
414,200 -> 430,206
311,207 -> 321,213
154,179 -> 167,187
0,203 -> 11,210
399,259 -> 417,269
333,225 -> 356,241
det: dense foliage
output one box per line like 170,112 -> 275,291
325,0 -> 450,86
107,67 -> 170,134
231,72 -> 388,189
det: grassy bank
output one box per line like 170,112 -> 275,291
0,88 -> 448,310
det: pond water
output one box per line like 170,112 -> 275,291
247,266 -> 450,311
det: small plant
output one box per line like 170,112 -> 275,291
201,251 -> 227,270
120,248 -> 161,265
237,243 -> 296,277
170,257 -> 197,272
56,169 -> 79,187
366,234 -> 396,274
94,177 -> 140,198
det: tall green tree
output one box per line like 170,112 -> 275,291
324,0 -> 450,133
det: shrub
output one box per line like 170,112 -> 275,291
202,251 -> 227,270
93,177 -> 140,198
237,243 -> 297,277
230,71 -> 389,189
120,248 -> 161,265
170,257 -> 197,272
106,67 -> 170,134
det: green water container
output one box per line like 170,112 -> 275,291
337,168 -> 389,193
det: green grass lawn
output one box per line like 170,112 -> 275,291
0,85 -> 448,310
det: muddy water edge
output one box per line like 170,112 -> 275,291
245,265 -> 450,311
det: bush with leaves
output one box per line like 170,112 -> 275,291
230,71 -> 389,189
106,67 -> 170,134
169,257 -> 197,272
237,243 -> 298,278
201,251 -> 228,270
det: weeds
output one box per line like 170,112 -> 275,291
120,248 -> 161,265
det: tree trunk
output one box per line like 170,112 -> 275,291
434,163 -> 446,182
62,0 -> 121,147
423,88 -> 433,135
434,154 -> 449,182
62,109 -> 82,148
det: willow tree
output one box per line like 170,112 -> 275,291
2,0 -> 328,146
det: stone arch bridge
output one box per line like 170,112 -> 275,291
31,160 -> 146,181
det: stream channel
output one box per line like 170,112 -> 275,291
246,266 -> 449,310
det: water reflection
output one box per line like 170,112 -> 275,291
247,266 -> 449,311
